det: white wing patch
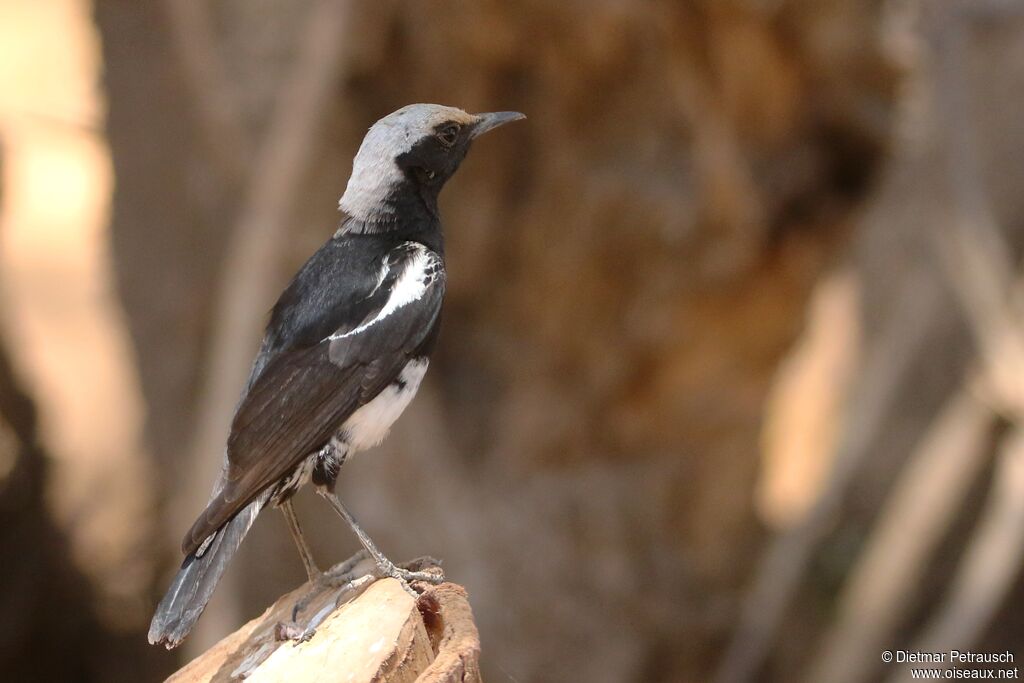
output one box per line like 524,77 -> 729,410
327,243 -> 441,342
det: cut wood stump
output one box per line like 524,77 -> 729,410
166,555 -> 481,682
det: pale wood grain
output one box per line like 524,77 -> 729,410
167,556 -> 480,683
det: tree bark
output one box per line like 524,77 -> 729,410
168,557 -> 481,683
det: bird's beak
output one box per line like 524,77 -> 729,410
471,111 -> 526,138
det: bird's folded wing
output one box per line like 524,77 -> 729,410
182,243 -> 444,554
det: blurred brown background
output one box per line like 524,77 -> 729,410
2,0 -> 1023,681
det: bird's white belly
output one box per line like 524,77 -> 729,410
341,359 -> 428,453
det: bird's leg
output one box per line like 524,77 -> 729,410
283,440 -> 362,628
280,498 -> 320,582
280,497 -> 329,625
317,489 -> 444,588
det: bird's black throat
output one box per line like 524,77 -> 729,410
340,174 -> 444,254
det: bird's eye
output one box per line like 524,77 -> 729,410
437,124 -> 460,147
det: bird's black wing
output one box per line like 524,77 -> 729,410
182,239 -> 444,554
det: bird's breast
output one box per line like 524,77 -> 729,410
339,358 -> 429,453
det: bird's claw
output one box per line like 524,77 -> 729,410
325,549 -> 371,581
374,557 -> 445,596
282,553 -> 443,642
290,550 -> 372,621
285,573 -> 376,644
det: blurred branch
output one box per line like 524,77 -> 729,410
177,0 -> 353,651
715,1 -> 1024,678
804,4 -> 1024,681
714,268 -> 943,683
802,389 -> 993,683
900,1 -> 1024,665
663,33 -> 765,274
926,0 -> 1024,418
889,428 -> 1024,682
161,0 -> 250,183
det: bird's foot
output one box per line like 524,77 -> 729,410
278,553 -> 444,642
373,555 -> 445,597
290,550 -> 370,619
278,551 -> 375,643
320,549 -> 373,587
287,573 -> 376,644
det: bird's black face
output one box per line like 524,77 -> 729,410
396,111 -> 525,193
396,120 -> 473,190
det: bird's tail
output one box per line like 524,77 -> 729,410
148,498 -> 263,649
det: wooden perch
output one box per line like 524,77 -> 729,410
167,556 -> 481,683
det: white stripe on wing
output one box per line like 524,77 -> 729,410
327,243 -> 440,342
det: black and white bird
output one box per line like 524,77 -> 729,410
149,103 -> 524,649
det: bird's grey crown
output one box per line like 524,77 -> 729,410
338,104 -> 477,222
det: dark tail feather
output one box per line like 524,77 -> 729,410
148,498 -> 263,649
